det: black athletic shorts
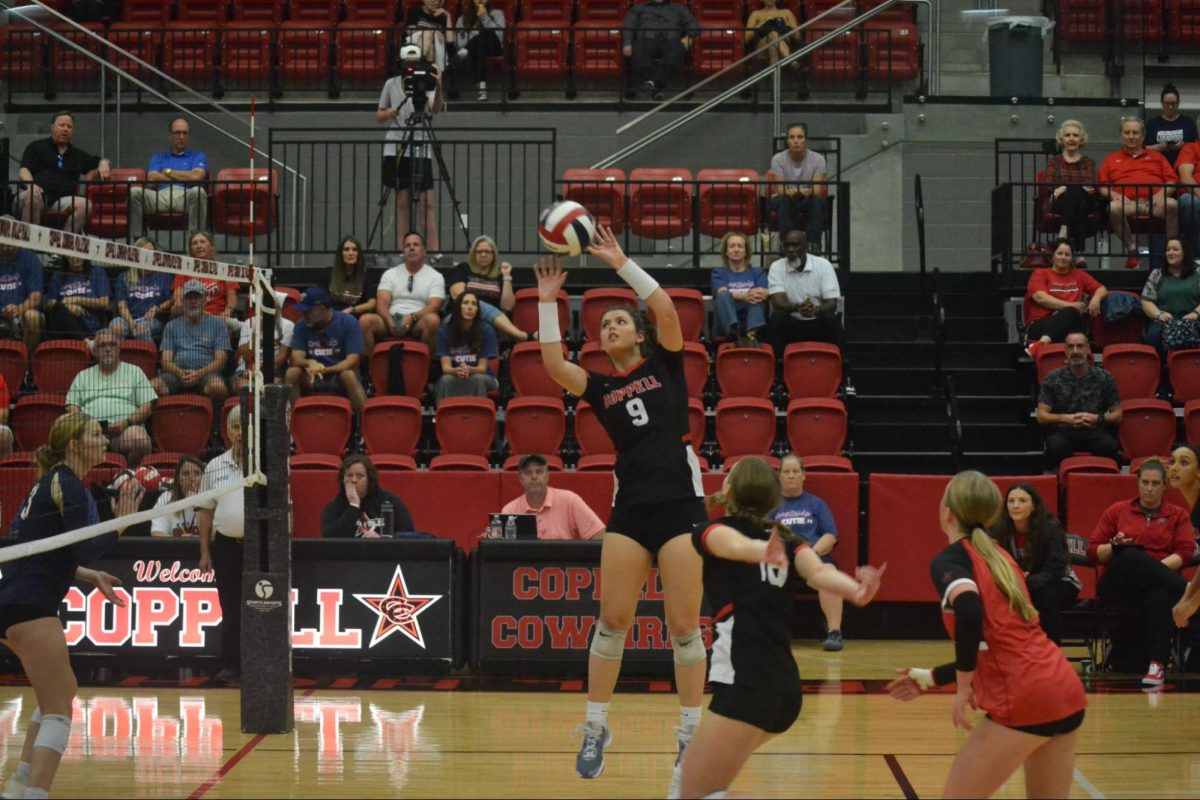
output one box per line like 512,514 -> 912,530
0,604 -> 56,639
382,156 -> 434,193
991,709 -> 1086,737
709,681 -> 803,735
607,497 -> 709,556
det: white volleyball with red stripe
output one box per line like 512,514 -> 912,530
538,200 -> 597,257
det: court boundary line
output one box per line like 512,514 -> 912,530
1074,767 -> 1106,800
883,754 -> 919,799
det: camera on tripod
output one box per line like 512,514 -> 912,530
397,44 -> 438,104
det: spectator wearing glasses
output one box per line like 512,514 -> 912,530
14,111 -> 111,233
448,235 -> 531,342
360,231 -> 445,358
129,118 -> 209,243
1144,83 -> 1197,168
65,328 -> 157,466
1098,118 -> 1180,270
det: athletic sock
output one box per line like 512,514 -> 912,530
679,706 -> 701,730
14,765 -> 28,783
585,701 -> 610,727
24,788 -> 48,799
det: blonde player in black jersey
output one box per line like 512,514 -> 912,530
535,225 -> 709,784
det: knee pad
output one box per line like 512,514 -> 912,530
589,622 -> 627,662
32,714 -> 70,755
29,707 -> 40,726
673,628 -> 706,666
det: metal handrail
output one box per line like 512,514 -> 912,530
597,0 -> 933,169
2,0 -> 307,261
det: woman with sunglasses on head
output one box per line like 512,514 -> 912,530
324,235 -> 378,320
448,235 -> 531,342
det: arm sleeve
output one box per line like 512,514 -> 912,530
320,498 -> 362,538
950,591 -> 983,672
1078,271 -> 1103,296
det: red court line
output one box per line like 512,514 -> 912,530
884,754 -> 919,800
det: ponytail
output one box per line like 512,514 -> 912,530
969,527 -> 1038,622
33,444 -> 66,479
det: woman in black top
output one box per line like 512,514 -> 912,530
678,457 -> 883,799
0,412 -> 138,798
990,483 -> 1080,644
448,235 -> 531,341
324,235 -> 378,319
321,455 -> 413,538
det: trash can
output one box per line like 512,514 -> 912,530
986,16 -> 1053,98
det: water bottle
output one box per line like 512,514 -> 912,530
380,500 -> 395,537
504,515 -> 517,540
488,514 -> 503,540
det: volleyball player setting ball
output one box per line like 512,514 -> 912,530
886,471 -> 1087,799
676,457 -> 885,800
0,413 -> 140,799
534,219 -> 711,782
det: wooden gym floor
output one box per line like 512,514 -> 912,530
2,641 -> 1196,798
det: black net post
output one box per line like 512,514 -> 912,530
240,383 -> 294,733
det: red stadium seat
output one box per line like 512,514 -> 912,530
291,453 -> 343,470
369,341 -> 431,399
1035,343 -> 1066,383
220,396 -> 240,448
1120,0 -> 1168,41
1089,294 -> 1145,348
646,288 -> 706,342
806,24 -> 860,82
1058,454 -> 1120,484
290,467 -> 335,537
120,339 -> 158,382
1184,399 -> 1200,446
629,168 -> 693,240
1102,344 -> 1160,401
0,27 -> 46,86
140,452 -> 188,478
428,454 -> 492,471
346,0 -> 398,22
697,168 -> 760,238
360,395 -> 423,457
523,0 -> 573,21
691,25 -> 744,76
278,25 -> 332,85
289,0 -> 342,23
162,25 -> 218,84
782,342 -> 842,399
336,24 -> 389,83
121,0 -> 173,23
722,454 -> 781,471
515,23 -> 570,79
212,167 -> 278,237
562,168 -> 625,234
178,0 -> 229,22
1170,349 -> 1200,403
578,341 -> 613,376
581,287 -> 638,341
222,23 -> 274,82
692,0 -> 743,22
716,342 -> 774,398
801,454 -> 853,472
1118,399 -> 1176,460
51,23 -> 106,85
0,341 -> 28,397
576,0 -> 629,20
501,454 -> 565,470
231,0 -> 286,22
687,397 -> 706,454
510,288 -> 569,341
574,400 -> 613,458
576,454 -> 617,471
291,396 -> 353,455
373,454 -> 420,471
865,21 -> 919,81
1180,0 -> 1200,43
682,342 -> 710,399
572,21 -> 624,82
715,397 -> 776,460
11,394 -> 66,452
33,340 -> 90,395
0,464 -> 36,536
504,396 -> 566,460
786,398 -> 846,456
86,168 -> 145,239
435,396 -> 497,458
85,452 -> 129,490
509,342 -> 568,397
104,26 -> 159,80
151,395 -> 214,455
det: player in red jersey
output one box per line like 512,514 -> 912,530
887,470 -> 1087,799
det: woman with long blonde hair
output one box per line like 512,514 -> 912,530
887,471 -> 1087,799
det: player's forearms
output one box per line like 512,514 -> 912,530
806,568 -> 861,599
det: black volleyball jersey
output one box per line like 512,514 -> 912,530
582,347 -> 704,509
692,516 -> 805,690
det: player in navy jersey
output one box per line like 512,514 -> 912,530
0,412 -> 140,799
887,471 -> 1086,799
676,457 -> 884,799
534,225 -> 711,781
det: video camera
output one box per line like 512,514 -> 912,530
397,44 -> 438,106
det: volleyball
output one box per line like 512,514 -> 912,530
111,466 -> 167,493
538,200 -> 596,256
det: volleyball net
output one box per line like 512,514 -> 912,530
0,216 -> 279,561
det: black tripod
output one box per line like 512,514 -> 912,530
366,93 -> 469,256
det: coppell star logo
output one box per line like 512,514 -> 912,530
353,565 -> 442,649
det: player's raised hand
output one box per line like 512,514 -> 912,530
534,256 -> 567,303
586,224 -> 627,270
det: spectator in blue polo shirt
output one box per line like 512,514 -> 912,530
129,118 -> 209,243
44,255 -> 110,339
153,279 -> 231,403
0,237 -> 44,355
285,286 -> 367,413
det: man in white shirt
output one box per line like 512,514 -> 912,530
766,230 -> 844,356
359,231 -> 445,358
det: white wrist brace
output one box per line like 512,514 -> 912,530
538,302 -> 562,344
616,259 -> 659,300
908,668 -> 935,690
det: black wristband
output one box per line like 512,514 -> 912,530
932,662 -> 957,686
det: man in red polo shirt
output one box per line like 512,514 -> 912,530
1099,118 -> 1180,269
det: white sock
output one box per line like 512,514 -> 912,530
24,788 -> 48,800
585,701 -> 609,727
14,765 -> 28,782
679,706 -> 701,730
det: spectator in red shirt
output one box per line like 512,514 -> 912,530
1098,118 -> 1180,269
1088,458 -> 1193,686
1022,239 -> 1108,358
1174,137 -> 1200,257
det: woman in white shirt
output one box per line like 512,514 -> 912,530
150,454 -> 205,537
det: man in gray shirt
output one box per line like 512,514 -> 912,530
621,0 -> 699,99
769,122 -> 829,249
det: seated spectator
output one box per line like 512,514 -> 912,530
321,454 -> 414,538
170,231 -> 241,334
711,231 -> 767,347
231,291 -> 294,395
990,483 -> 1081,645
769,123 -> 828,249
14,111 -> 111,233
285,287 -> 366,413
499,454 -> 605,540
1022,239 -> 1107,359
1088,458 -> 1193,686
1144,83 -> 1196,168
152,279 -> 231,403
1043,120 -> 1098,258
150,454 -> 206,537
772,454 -> 844,651
0,371 -> 11,457
129,118 -> 209,243
449,235 -> 530,342
1036,331 -> 1122,469
1099,118 -> 1179,270
65,328 -> 156,465
621,0 -> 699,99
745,0 -> 799,68
434,292 -> 498,403
455,0 -> 505,101
0,235 -> 45,355
324,236 -> 378,319
43,255 -> 110,339
1140,236 -> 1200,354
110,237 -> 173,341
766,230 -> 843,356
405,0 -> 453,71
1167,444 -> 1200,627
359,232 -> 445,358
